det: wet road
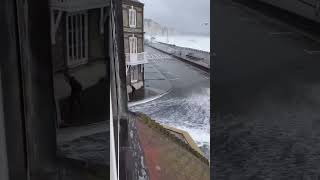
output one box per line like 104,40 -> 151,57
213,0 -> 320,179
130,46 -> 210,158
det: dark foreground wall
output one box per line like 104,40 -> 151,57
0,0 -> 29,179
0,0 -> 57,179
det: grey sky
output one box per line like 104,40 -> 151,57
140,0 -> 210,34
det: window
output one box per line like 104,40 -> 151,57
126,65 -> 129,75
130,66 -> 138,83
129,35 -> 137,54
138,65 -> 143,81
66,12 -> 88,67
129,6 -> 136,28
140,65 -> 143,73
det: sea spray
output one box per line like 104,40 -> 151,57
130,87 -> 210,158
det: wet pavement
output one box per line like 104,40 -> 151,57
213,0 -> 320,179
128,86 -> 158,102
58,132 -> 109,167
130,46 -> 210,158
128,58 -> 172,106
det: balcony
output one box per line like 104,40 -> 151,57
50,0 -> 109,12
125,52 -> 148,65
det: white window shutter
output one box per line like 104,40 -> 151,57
129,6 -> 136,28
129,37 -> 132,54
134,10 -> 136,27
129,35 -> 137,54
129,10 -> 131,25
134,37 -> 137,53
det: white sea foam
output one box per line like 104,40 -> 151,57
130,88 -> 210,151
146,35 -> 210,52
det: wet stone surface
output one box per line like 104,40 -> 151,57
58,132 -> 109,166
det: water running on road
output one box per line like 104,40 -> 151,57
130,46 -> 210,158
130,88 -> 210,158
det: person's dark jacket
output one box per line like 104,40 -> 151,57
69,77 -> 82,94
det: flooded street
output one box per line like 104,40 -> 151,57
130,46 -> 210,158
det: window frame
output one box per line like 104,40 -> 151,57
129,35 -> 137,54
128,6 -> 136,28
66,11 -> 88,67
130,66 -> 138,83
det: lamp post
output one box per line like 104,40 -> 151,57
166,27 -> 169,43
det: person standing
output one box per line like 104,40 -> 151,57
131,84 -> 136,101
64,72 -> 83,123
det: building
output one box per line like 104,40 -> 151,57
144,18 -> 177,37
50,0 -> 109,71
144,18 -> 162,36
49,0 -> 110,126
122,0 -> 148,101
1,0 -> 125,179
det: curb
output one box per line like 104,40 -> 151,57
128,64 -> 173,107
128,87 -> 172,107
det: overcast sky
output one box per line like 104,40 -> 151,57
140,0 -> 210,34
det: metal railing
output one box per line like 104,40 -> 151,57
157,41 -> 210,54
125,52 -> 148,65
150,42 -> 211,64
147,42 -> 211,69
